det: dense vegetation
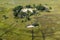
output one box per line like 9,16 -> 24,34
13,6 -> 23,17
13,4 -> 51,21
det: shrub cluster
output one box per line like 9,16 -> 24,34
13,4 -> 52,21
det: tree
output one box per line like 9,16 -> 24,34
13,6 -> 23,17
36,4 -> 46,11
25,5 -> 32,8
13,6 -> 23,13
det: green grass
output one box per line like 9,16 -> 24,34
0,0 -> 60,40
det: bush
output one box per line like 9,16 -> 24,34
32,4 -> 36,8
18,12 -> 28,18
13,6 -> 23,17
27,17 -> 31,21
13,12 -> 18,18
32,23 -> 39,26
3,15 -> 8,19
49,7 -> 52,9
30,10 -> 37,16
25,5 -> 32,8
32,10 -> 37,14
13,6 -> 23,13
36,4 -> 46,11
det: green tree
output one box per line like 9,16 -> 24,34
36,4 -> 46,11
25,5 -> 32,8
13,6 -> 23,17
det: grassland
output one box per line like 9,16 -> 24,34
0,0 -> 60,40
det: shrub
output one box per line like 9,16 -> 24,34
25,5 -> 32,8
13,12 -> 18,18
32,4 -> 36,8
36,4 -> 46,11
32,23 -> 39,26
18,12 -> 27,18
49,7 -> 52,9
27,17 -> 31,21
13,6 -> 23,17
3,15 -> 8,19
32,10 -> 37,14
13,6 -> 23,13
30,10 -> 37,16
